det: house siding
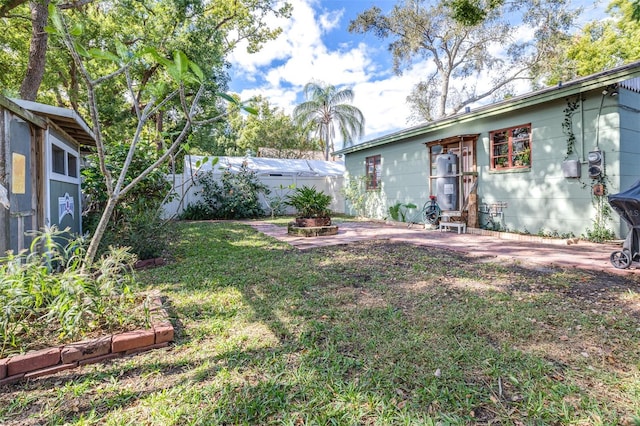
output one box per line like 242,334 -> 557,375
344,134 -> 431,218
617,88 -> 640,235
343,87 -> 638,238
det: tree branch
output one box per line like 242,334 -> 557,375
0,0 -> 27,17
59,0 -> 96,10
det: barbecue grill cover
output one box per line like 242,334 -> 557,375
609,179 -> 640,228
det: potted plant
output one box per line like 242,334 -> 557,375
515,148 -> 530,167
285,185 -> 333,227
495,157 -> 507,168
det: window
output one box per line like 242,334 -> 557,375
365,155 -> 381,190
490,125 -> 531,170
52,145 -> 65,174
50,139 -> 80,183
67,153 -> 78,178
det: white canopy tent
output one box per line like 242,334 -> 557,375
184,155 -> 345,177
163,156 -> 345,219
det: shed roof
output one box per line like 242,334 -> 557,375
334,60 -> 640,156
10,98 -> 95,146
186,156 -> 345,177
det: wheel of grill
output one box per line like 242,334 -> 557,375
610,250 -> 632,269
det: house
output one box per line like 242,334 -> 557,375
0,95 -> 95,254
334,61 -> 640,238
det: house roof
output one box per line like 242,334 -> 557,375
185,155 -> 345,177
334,60 -> 640,156
9,98 -> 96,146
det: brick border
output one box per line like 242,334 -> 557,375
0,293 -> 174,386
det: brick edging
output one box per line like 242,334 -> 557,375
0,293 -> 174,386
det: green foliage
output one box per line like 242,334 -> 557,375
285,186 -> 333,218
341,175 -> 369,217
265,184 -> 296,218
186,163 -> 270,219
583,194 -> 616,242
293,82 -> 365,160
349,1 -> 577,122
82,143 -> 173,260
388,202 -> 417,222
178,203 -> 214,221
206,96 -> 320,157
562,0 -> 640,77
0,227 -> 143,358
562,97 -> 580,159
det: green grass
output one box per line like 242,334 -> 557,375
2,221 -> 640,425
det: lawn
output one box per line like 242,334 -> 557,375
1,221 -> 640,425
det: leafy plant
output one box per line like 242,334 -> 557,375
188,163 -> 270,219
341,175 -> 369,217
285,186 -> 332,218
562,97 -> 580,159
583,192 -> 616,242
82,141 -> 173,260
265,184 -> 296,218
388,202 -> 417,222
0,227 -> 146,357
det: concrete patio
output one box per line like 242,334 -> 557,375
246,220 -> 640,277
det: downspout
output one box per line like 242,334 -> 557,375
580,96 -> 585,163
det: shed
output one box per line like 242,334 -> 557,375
334,61 -> 640,238
0,95 -> 95,254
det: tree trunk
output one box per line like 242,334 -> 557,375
19,0 -> 50,101
83,195 -> 118,267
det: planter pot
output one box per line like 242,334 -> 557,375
295,217 -> 331,227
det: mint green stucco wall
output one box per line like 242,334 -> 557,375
343,87 -> 640,238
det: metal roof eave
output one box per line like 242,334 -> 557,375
10,98 -> 96,146
334,60 -> 640,156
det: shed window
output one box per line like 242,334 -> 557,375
490,125 -> 531,170
52,145 -> 65,174
50,140 -> 80,183
67,153 -> 78,178
365,155 -> 381,190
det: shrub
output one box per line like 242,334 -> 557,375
82,142 -> 173,260
185,163 -> 270,219
0,227 -> 148,358
285,186 -> 332,218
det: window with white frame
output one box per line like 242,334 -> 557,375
50,138 -> 80,182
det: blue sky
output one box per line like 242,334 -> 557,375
228,0 -> 607,147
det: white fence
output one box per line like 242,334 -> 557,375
161,172 -> 345,219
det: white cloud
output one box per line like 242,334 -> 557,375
228,0 -> 607,147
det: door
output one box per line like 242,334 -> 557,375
9,119 -> 35,253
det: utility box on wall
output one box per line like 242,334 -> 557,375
561,159 -> 581,178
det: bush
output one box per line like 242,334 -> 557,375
0,227 -> 148,358
183,163 -> 270,220
285,186 -> 332,218
82,142 -> 174,260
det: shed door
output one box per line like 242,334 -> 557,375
9,119 -> 35,253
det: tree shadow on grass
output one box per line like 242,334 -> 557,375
3,223 -> 640,424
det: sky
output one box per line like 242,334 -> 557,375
227,0 -> 607,148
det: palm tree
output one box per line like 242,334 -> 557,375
293,82 -> 365,160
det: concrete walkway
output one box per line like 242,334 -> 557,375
246,220 -> 640,277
